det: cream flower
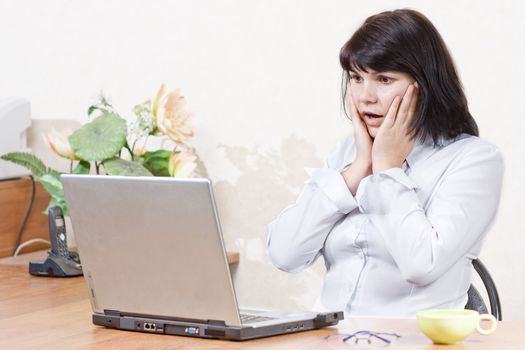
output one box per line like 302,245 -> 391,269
42,129 -> 79,160
152,84 -> 166,121
154,84 -> 194,146
168,150 -> 197,178
132,143 -> 146,157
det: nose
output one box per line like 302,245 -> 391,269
358,82 -> 377,105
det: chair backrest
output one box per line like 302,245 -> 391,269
465,285 -> 488,314
465,259 -> 502,321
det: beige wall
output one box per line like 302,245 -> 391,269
2,0 -> 524,319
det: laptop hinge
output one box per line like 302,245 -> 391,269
207,319 -> 227,327
104,309 -> 122,317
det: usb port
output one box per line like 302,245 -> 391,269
185,327 -> 200,335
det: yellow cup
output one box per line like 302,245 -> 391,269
416,309 -> 497,344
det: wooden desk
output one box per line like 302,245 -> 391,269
0,262 -> 522,350
0,249 -> 240,266
0,177 -> 51,257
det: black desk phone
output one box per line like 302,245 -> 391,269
29,206 -> 83,277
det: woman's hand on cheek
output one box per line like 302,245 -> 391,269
372,83 -> 418,174
349,96 -> 373,168
341,95 -> 373,196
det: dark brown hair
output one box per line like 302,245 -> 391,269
340,9 -> 479,143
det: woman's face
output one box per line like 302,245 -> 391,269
349,69 -> 415,138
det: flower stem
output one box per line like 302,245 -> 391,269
70,160 -> 73,173
124,142 -> 134,161
131,139 -> 139,159
95,161 -> 100,175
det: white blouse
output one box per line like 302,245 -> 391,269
267,134 -> 504,317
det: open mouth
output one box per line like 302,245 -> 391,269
364,112 -> 383,119
362,112 -> 384,127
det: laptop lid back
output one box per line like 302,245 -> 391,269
62,175 -> 242,327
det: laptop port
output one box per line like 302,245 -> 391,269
185,327 -> 200,335
143,322 -> 157,331
205,329 -> 225,337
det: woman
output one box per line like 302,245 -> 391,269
266,9 -> 504,317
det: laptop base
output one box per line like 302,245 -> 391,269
93,311 -> 343,340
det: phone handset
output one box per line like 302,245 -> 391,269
48,206 -> 69,258
29,206 -> 82,277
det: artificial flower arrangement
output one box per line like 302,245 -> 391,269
1,84 -> 197,215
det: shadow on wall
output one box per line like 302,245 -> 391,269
28,123 -> 327,310
213,134 -> 326,311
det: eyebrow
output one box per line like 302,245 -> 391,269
351,70 -> 399,77
375,71 -> 398,75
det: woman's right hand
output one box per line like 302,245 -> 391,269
349,96 -> 373,167
341,96 -> 373,195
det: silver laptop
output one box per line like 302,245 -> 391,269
61,174 -> 342,340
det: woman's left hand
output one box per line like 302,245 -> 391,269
372,83 -> 419,174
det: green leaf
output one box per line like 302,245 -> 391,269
103,158 -> 153,176
1,152 -> 67,214
72,160 -> 91,174
142,150 -> 171,176
44,196 -> 69,216
88,93 -> 114,117
38,173 -> 69,215
88,105 -> 113,117
0,152 -> 56,177
87,105 -> 98,117
38,173 -> 63,197
69,113 -> 128,161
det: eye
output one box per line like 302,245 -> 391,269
378,75 -> 393,84
350,74 -> 363,83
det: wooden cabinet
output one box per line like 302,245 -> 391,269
0,177 -> 50,258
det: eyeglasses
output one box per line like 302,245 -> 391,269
325,330 -> 401,348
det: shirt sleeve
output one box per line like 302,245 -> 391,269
266,138 -> 359,273
355,141 -> 504,286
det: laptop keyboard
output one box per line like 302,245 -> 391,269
240,314 -> 277,324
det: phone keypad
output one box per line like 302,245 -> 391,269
57,229 -> 69,257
